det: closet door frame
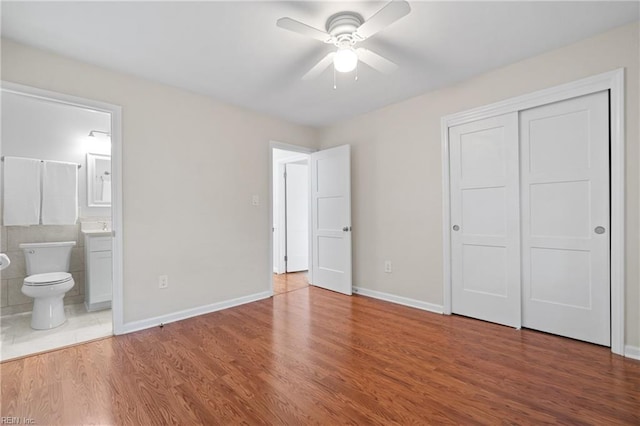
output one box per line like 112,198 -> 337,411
441,69 -> 625,356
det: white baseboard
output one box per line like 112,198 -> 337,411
624,345 -> 640,360
353,287 -> 443,314
119,291 -> 272,335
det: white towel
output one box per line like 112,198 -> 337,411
101,177 -> 111,203
2,156 -> 41,226
41,160 -> 78,225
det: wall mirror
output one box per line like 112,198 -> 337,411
87,153 -> 111,207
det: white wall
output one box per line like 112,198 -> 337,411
1,92 -> 111,218
1,39 -> 318,324
318,22 -> 640,348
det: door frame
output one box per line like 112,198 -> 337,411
2,81 -> 125,335
269,141 -> 316,294
441,69 -> 625,355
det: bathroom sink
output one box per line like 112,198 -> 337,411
0,253 -> 10,271
80,221 -> 112,236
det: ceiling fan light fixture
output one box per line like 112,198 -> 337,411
276,0 -> 411,81
333,47 -> 358,73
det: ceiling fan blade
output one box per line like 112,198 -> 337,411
356,48 -> 398,74
302,52 -> 336,80
355,0 -> 411,40
276,17 -> 332,43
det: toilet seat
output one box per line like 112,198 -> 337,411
24,272 -> 72,286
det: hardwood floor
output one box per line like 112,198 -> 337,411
273,271 -> 308,294
1,286 -> 639,425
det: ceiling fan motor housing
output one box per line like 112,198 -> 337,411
326,12 -> 364,46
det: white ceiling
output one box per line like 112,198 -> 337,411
2,1 -> 638,127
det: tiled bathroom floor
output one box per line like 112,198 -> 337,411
0,303 -> 112,361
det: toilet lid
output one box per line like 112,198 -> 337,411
24,272 -> 72,286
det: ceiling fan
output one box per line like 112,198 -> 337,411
276,0 -> 411,81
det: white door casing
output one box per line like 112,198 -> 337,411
269,142 -> 316,290
310,144 -> 352,295
520,91 -> 610,346
285,161 -> 309,272
274,161 -> 286,274
449,113 -> 521,328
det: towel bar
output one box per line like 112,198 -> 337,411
1,156 -> 81,169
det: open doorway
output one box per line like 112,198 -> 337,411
0,82 -> 122,361
270,141 -> 353,297
272,148 -> 310,295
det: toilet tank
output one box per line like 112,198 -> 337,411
19,241 -> 76,275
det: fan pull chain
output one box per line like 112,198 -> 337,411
355,62 -> 359,81
333,67 -> 337,90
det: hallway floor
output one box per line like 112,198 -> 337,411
273,271 -> 308,295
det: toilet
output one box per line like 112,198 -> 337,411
20,241 -> 76,330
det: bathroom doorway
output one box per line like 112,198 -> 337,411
0,82 -> 123,361
271,144 -> 313,295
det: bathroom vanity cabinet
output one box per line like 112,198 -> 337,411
84,233 -> 112,311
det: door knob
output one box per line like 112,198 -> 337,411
452,225 -> 460,231
594,226 -> 606,234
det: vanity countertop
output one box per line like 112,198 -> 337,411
81,220 -> 112,236
81,229 -> 111,236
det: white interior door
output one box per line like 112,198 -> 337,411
450,113 -> 521,327
285,161 -> 309,272
310,145 -> 352,295
520,91 -> 610,346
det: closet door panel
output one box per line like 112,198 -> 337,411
450,113 -> 520,328
520,91 -> 610,346
529,180 -> 591,238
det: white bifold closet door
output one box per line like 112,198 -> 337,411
450,91 -> 610,346
520,91 -> 610,346
450,113 -> 521,328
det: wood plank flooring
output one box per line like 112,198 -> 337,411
1,286 -> 639,425
273,271 -> 308,295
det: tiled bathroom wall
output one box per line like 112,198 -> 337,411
0,224 -> 85,315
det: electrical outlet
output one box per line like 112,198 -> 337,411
384,261 -> 392,273
159,275 -> 169,289
252,195 -> 260,206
